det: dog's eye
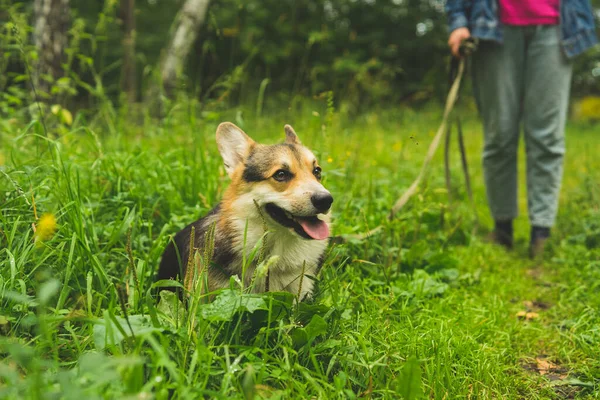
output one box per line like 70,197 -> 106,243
313,166 -> 322,180
273,170 -> 291,182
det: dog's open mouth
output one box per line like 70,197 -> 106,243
264,203 -> 330,240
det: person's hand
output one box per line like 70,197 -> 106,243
448,27 -> 471,58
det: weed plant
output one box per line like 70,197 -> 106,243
1,101 -> 599,398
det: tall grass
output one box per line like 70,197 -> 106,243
1,101 -> 599,399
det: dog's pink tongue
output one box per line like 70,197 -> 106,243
297,218 -> 330,240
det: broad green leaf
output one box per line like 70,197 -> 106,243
199,289 -> 268,322
296,301 -> 330,325
397,356 -> 423,400
304,314 -> 328,341
93,314 -> 159,350
435,268 -> 459,283
291,314 -> 328,348
409,270 -> 449,297
157,290 -> 185,327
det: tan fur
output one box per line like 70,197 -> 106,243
175,122 -> 332,300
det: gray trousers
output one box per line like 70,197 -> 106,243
472,25 -> 573,228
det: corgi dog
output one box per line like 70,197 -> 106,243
157,122 -> 333,300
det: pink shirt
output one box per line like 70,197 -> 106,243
499,0 -> 560,26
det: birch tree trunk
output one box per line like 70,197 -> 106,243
159,0 -> 211,94
33,0 -> 70,102
120,0 -> 137,103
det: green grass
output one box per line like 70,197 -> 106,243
1,101 -> 599,399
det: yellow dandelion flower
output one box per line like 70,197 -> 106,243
327,157 -> 333,163
35,213 -> 57,242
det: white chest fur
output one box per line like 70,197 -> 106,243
230,217 -> 328,298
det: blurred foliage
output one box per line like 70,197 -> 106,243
1,0 -> 599,116
573,95 -> 600,121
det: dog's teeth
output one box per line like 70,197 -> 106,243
317,214 -> 327,221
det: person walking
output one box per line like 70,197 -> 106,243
445,0 -> 598,258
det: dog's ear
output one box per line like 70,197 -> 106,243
216,122 -> 255,177
284,124 -> 301,144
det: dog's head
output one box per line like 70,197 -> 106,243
216,122 -> 332,240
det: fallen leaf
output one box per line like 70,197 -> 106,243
536,358 -> 557,376
547,372 -> 569,382
516,311 -> 539,320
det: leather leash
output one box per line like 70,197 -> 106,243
445,38 -> 479,228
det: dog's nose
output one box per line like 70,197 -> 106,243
311,192 -> 333,212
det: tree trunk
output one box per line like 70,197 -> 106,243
159,0 -> 211,95
33,0 -> 70,102
120,0 -> 136,103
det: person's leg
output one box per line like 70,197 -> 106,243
472,27 -> 526,247
522,25 -> 573,257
